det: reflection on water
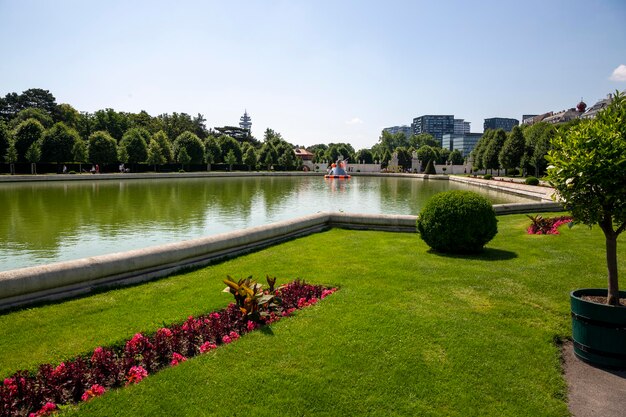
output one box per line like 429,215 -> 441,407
0,176 -> 533,271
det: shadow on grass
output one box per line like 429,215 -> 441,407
426,247 -> 517,261
259,326 -> 275,336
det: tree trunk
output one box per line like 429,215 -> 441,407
600,215 -> 620,306
207,163 -> 211,172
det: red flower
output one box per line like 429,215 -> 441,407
170,352 -> 187,366
81,384 -> 106,402
126,366 -> 148,385
51,362 -> 66,377
228,331 -> 240,341
156,328 -> 172,338
221,335 -> 232,344
199,342 -> 217,353
29,402 -> 56,417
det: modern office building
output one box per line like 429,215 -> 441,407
411,115 -> 454,144
441,133 -> 483,157
453,119 -> 471,135
383,125 -> 412,139
483,117 -> 519,132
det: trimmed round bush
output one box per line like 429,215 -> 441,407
417,190 -> 498,254
483,174 -> 493,180
525,176 -> 539,186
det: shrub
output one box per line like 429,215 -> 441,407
424,159 -> 436,174
525,176 -> 539,186
417,190 -> 497,253
483,174 -> 493,180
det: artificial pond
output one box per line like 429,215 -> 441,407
0,175 -> 534,271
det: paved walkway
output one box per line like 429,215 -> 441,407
563,341 -> 626,417
448,175 -> 556,201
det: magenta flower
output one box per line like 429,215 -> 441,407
170,352 -> 187,366
156,328 -> 173,338
221,335 -> 232,344
199,342 -> 217,353
81,384 -> 106,402
28,402 -> 56,417
246,321 -> 257,332
126,366 -> 148,385
228,331 -> 240,340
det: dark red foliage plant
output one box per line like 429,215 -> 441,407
0,278 -> 337,417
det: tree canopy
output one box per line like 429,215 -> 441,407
547,91 -> 626,305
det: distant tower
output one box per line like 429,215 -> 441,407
239,110 -> 252,132
576,98 -> 587,113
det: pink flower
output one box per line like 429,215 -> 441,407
81,384 -> 106,402
210,312 -> 220,320
321,288 -> 336,299
309,297 -> 319,304
297,297 -> 308,308
221,335 -> 232,344
246,321 -> 257,331
126,366 -> 148,385
156,328 -> 172,338
199,342 -> 217,353
52,362 -> 66,377
229,331 -> 240,340
29,402 -> 56,417
170,352 -> 187,366
3,377 -> 17,395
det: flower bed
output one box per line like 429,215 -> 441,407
526,215 -> 573,235
0,278 -> 337,417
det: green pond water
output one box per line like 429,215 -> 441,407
0,176 -> 533,271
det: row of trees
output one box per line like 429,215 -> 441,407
1,118 -> 304,173
469,120 -> 578,176
0,89 -> 308,173
306,131 -> 464,172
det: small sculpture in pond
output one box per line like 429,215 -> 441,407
329,158 -> 348,175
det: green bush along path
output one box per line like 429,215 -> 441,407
0,214 -> 623,416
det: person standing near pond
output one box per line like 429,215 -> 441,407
95,164 -> 100,174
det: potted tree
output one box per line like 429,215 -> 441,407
547,91 -> 626,367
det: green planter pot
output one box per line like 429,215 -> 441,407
571,288 -> 626,368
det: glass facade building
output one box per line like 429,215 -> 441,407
483,117 -> 519,132
411,115 -> 454,145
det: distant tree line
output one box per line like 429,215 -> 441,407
0,88 -> 305,174
469,119 -> 581,177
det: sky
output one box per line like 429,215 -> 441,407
1,0 -> 625,150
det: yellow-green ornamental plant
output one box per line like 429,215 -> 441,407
547,91 -> 626,305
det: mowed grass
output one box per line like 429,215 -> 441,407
0,214 -> 623,416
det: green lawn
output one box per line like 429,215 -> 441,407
0,214 -> 623,416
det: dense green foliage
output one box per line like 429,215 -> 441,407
525,176 -> 539,186
40,122 -> 80,164
13,118 -> 44,162
417,190 -> 497,253
499,126 -> 525,171
173,131 -> 205,164
2,215 -> 620,415
424,159 -> 436,174
547,91 -> 626,305
119,128 -> 150,165
88,131 -> 118,165
0,121 -> 10,158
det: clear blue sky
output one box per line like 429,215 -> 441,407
1,0 -> 625,149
